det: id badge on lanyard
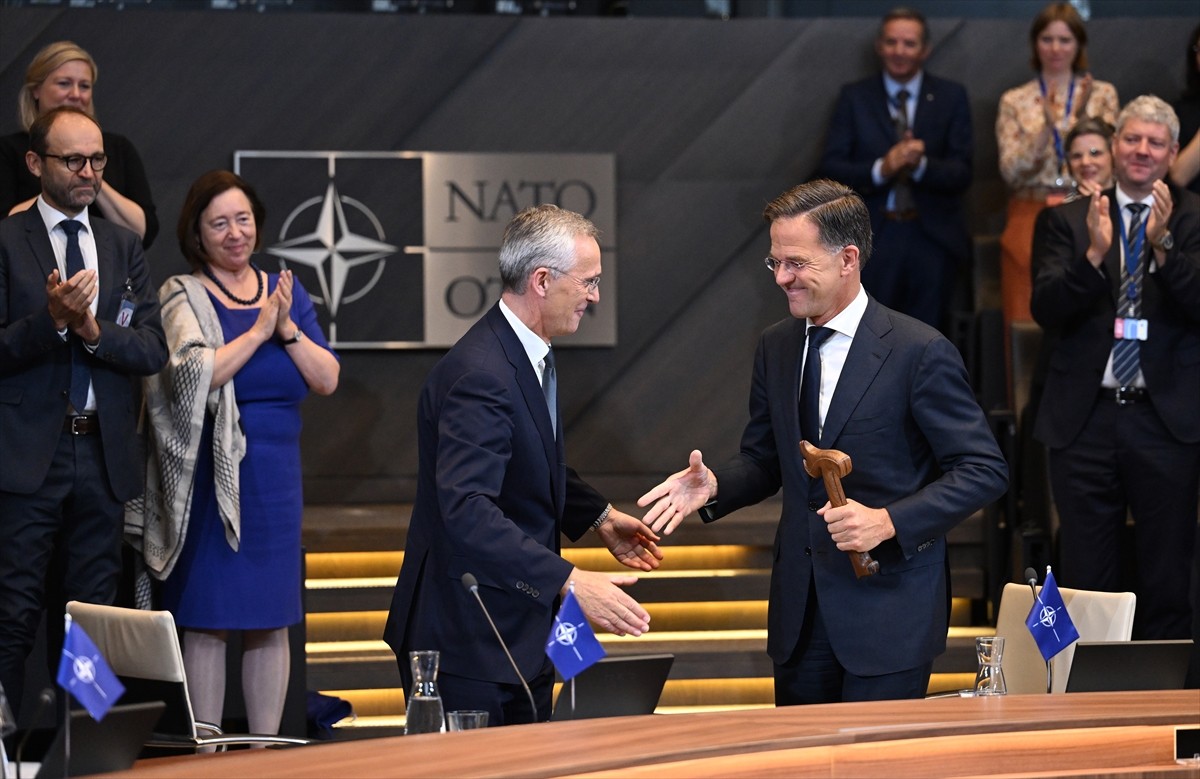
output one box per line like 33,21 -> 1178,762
115,277 -> 136,328
1114,210 -> 1149,342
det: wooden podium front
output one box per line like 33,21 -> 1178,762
105,691 -> 1200,778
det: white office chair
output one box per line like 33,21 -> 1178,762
993,582 -> 1136,694
66,601 -> 309,751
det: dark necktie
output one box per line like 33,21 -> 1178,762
1112,204 -> 1147,386
61,219 -> 91,413
800,326 -> 834,445
891,88 -> 916,214
543,347 -> 557,438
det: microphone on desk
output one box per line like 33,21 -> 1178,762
14,688 -> 54,779
461,573 -> 539,724
1025,566 -> 1040,601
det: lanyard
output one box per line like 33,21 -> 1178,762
1038,75 -> 1076,175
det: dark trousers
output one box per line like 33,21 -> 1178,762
862,218 -> 956,332
774,579 -> 932,705
0,432 -> 122,713
1049,397 -> 1200,640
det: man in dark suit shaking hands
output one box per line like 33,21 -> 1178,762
818,7 -> 973,331
1032,95 -> 1200,641
639,180 -> 1007,704
384,204 -> 661,725
0,107 -> 166,710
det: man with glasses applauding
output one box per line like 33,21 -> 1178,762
0,106 -> 165,713
640,180 -> 1006,705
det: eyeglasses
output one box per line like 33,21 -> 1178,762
555,270 -> 601,293
41,153 -> 107,173
764,247 -> 845,275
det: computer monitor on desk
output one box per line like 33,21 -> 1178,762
551,654 -> 674,721
1065,640 -> 1193,693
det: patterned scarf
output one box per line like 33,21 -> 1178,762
125,274 -> 245,582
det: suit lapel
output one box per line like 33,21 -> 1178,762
912,78 -> 935,136
821,298 -> 892,447
487,305 -> 561,492
869,77 -> 896,140
23,207 -> 59,280
1104,191 -> 1124,302
92,221 -> 117,318
782,319 -> 806,447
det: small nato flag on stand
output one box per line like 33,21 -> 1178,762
546,586 -> 606,681
57,616 -> 125,721
1025,568 -> 1080,662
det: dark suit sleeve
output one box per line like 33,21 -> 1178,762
885,336 -> 1008,552
562,467 -> 608,543
1031,201 -> 1111,330
1150,191 -> 1200,322
819,86 -> 881,193
0,243 -> 64,373
916,81 -> 972,194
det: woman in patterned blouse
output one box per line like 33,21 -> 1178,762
995,2 -> 1118,329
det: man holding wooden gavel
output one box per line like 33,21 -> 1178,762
639,179 -> 1008,705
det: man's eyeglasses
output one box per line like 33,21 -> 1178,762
555,270 -> 601,293
42,153 -> 108,173
764,247 -> 845,275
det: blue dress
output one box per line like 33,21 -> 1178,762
162,275 -> 334,629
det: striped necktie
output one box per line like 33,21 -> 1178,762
1112,204 -> 1147,386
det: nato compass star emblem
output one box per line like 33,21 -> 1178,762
552,618 -> 587,661
1036,603 -> 1065,638
63,648 -> 109,700
267,180 -> 397,320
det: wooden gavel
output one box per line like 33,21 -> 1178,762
800,440 -> 879,579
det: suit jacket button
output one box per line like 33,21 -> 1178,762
804,546 -> 812,556
531,589 -> 540,598
808,501 -> 820,512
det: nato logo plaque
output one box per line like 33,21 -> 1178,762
235,151 -> 616,349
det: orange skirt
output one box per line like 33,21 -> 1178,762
999,196 -> 1051,326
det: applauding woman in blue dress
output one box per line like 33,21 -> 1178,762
138,170 -> 338,735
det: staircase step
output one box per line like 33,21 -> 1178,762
300,501 -> 1000,717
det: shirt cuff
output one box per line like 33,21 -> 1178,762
871,158 -> 886,186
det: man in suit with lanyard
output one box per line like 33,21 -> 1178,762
639,179 -> 1007,704
1032,95 -> 1200,641
0,106 -> 166,711
384,204 -> 661,725
818,6 -> 973,332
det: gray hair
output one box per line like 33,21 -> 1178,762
763,179 -> 874,269
498,204 -> 600,293
1115,95 -> 1180,144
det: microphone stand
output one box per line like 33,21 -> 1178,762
1025,566 -> 1051,693
461,573 -> 539,723
13,689 -> 54,779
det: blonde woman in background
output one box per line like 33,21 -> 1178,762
0,41 -> 157,246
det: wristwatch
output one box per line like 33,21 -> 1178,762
1151,231 -> 1174,252
282,329 -> 303,345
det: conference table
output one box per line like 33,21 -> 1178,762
105,690 -> 1200,778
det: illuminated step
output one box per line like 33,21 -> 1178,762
306,602 -> 769,643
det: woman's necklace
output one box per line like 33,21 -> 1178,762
204,262 -> 263,305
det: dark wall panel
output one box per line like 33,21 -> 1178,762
0,8 -> 1190,501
